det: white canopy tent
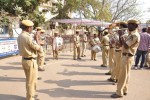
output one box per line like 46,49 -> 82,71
51,18 -> 111,27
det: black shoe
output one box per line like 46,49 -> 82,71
73,58 -> 77,60
124,93 -> 127,96
37,77 -> 42,80
107,78 -> 116,82
94,59 -> 97,61
38,68 -> 45,71
77,58 -> 81,60
115,79 -> 118,83
44,62 -> 46,65
111,94 -> 123,98
112,82 -> 117,85
33,95 -> 38,98
105,72 -> 111,75
100,65 -> 107,67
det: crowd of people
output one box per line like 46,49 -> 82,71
17,19 -> 150,100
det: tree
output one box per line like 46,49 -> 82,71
109,0 -> 141,22
0,0 -> 49,27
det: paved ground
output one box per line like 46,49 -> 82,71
0,50 -> 150,100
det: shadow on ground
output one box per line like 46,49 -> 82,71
0,76 -> 25,82
0,66 -> 22,70
7,62 -> 22,65
61,64 -> 108,70
38,88 -> 113,99
0,94 -> 25,100
44,79 -> 112,88
57,70 -> 105,76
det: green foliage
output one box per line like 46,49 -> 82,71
0,0 -> 49,27
28,11 -> 45,27
52,0 -> 112,21
0,9 -> 10,27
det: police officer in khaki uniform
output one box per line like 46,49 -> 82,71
106,24 -> 116,75
37,29 -> 46,71
108,22 -> 128,82
34,27 -> 45,71
81,31 -> 88,57
73,30 -> 81,60
17,20 -> 42,100
111,20 -> 140,98
89,33 -> 100,60
101,30 -> 110,67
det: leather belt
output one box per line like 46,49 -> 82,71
23,57 -> 37,60
115,50 -> 121,52
110,47 -> 114,48
104,45 -> 109,46
122,53 -> 133,57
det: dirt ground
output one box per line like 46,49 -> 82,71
0,50 -> 150,100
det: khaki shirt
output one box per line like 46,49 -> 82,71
122,30 -> 140,55
17,31 -> 41,58
108,32 -> 117,47
82,34 -> 87,43
101,35 -> 110,46
90,37 -> 100,46
73,35 -> 80,47
115,32 -> 128,50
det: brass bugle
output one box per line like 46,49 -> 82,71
112,28 -> 128,32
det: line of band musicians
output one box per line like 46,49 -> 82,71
18,19 -> 146,99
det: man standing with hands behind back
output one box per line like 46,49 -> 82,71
111,19 -> 140,98
17,20 -> 42,100
73,30 -> 81,60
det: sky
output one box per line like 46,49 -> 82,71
137,0 -> 150,23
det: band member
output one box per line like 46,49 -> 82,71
108,22 -> 128,82
101,30 -> 110,67
111,19 -> 140,98
105,24 -> 117,75
34,28 -> 45,71
17,20 -> 42,100
37,30 -> 46,71
81,30 -> 88,57
89,33 -> 100,61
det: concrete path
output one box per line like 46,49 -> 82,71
0,50 -> 150,100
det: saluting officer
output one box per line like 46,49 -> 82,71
17,20 -> 42,100
111,19 -> 140,98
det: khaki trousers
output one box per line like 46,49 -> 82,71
81,43 -> 87,56
53,50 -> 58,59
73,46 -> 81,59
91,50 -> 96,60
111,51 -> 122,80
22,59 -> 37,100
102,46 -> 109,66
116,55 -> 134,96
37,46 -> 45,69
108,48 -> 115,73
